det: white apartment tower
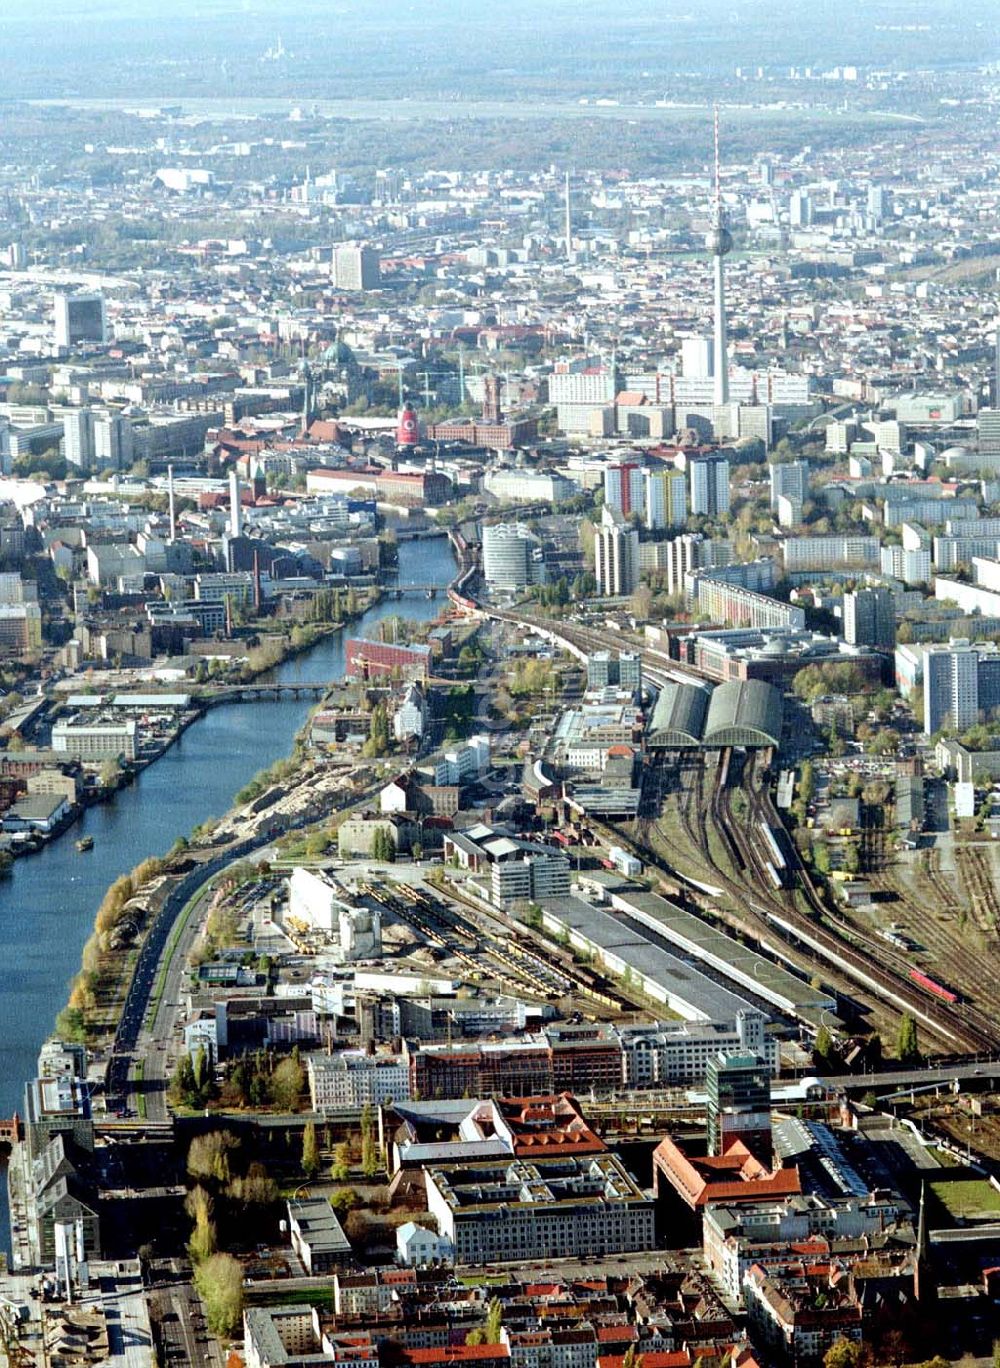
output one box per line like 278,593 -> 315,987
594,507 -> 639,597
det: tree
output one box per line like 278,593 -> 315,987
302,1120 -> 320,1179
361,1128 -> 379,1178
330,1187 -> 359,1215
194,1253 -> 244,1337
896,1012 -> 920,1064
185,1185 -> 217,1264
823,1340 -> 863,1368
485,1298 -> 503,1345
270,1054 -> 305,1111
330,1143 -> 352,1181
814,1025 -> 835,1069
798,760 -> 815,806
187,1131 -> 240,1185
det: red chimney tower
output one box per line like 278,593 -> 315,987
396,402 -> 419,448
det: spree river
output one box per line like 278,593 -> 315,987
0,534 -> 457,1124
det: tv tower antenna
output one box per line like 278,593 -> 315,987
706,104 -> 732,407
713,104 -> 723,226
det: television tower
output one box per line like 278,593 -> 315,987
706,107 -> 732,406
564,171 -> 573,264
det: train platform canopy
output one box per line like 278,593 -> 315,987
608,887 -> 837,1017
647,681 -> 712,748
702,679 -> 783,749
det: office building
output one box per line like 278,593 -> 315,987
332,244 -> 381,291
842,587 -> 895,650
23,1074 -> 94,1165
769,460 -> 809,511
619,1009 -> 776,1088
425,1154 -> 655,1265
688,453 -> 730,516
594,509 -> 639,597
482,523 -> 545,591
54,293 -> 106,350
307,1050 -> 411,1111
789,190 -> 813,227
979,409 -> 1000,454
490,854 -> 570,909
642,468 -> 687,530
707,1051 -> 773,1164
586,650 -> 642,695
0,601 -> 42,653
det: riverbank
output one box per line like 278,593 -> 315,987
0,533 -> 460,1252
9,592 -> 388,863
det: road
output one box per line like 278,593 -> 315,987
137,882 -> 218,1121
149,1260 -> 224,1368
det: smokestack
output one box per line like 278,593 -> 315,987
167,463 -> 176,542
228,468 -> 242,538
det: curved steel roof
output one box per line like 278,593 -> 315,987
648,681 -> 712,748
702,679 -> 783,749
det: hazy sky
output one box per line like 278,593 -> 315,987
0,0 -> 992,101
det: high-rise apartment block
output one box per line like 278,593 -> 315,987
62,409 -> 95,470
93,413 -> 133,471
602,460 -> 643,518
332,244 -> 381,291
768,460 -> 809,511
922,641 -> 1000,735
842,587 -> 896,650
594,508 -> 639,597
688,453 -> 730,516
643,468 -> 687,530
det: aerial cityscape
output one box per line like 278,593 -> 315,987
2,2 -> 1000,1365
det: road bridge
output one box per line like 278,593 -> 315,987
200,682 -> 330,706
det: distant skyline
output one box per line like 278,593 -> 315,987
0,0 -> 995,104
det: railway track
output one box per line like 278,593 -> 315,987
636,752 -> 1000,1054
861,868 -> 1000,1043
922,847 -> 965,918
955,846 -> 1000,935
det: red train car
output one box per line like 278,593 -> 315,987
909,968 -> 958,1003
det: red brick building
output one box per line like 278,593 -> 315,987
345,638 -> 432,682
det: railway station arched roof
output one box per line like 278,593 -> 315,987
702,679 -> 783,749
648,681 -> 712,748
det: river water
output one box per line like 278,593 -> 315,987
0,535 -> 456,1123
